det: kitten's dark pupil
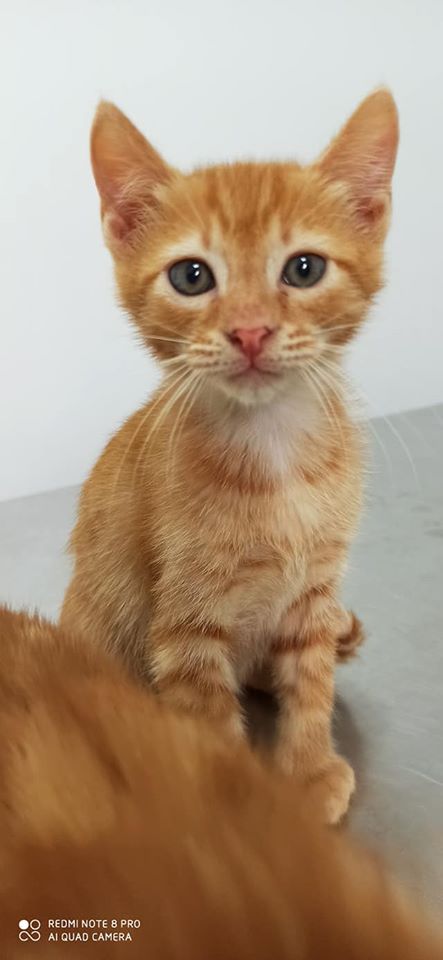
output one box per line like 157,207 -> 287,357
187,263 -> 201,285
297,256 -> 310,278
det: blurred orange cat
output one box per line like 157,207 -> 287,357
0,607 -> 441,960
62,90 -> 398,822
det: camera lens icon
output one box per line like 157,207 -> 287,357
18,919 -> 41,942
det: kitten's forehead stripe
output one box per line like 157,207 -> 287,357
194,164 -> 302,241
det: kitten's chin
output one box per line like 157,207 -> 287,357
213,369 -> 290,407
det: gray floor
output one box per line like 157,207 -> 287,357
1,404 -> 442,910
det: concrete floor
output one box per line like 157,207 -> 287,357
1,404 -> 442,910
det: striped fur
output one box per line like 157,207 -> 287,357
61,90 -> 399,823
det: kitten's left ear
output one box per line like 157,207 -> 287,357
317,89 -> 399,230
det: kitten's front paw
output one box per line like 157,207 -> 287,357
307,756 -> 355,825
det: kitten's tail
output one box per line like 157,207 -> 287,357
336,612 -> 365,662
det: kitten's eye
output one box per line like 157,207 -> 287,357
168,260 -> 215,296
282,254 -> 326,288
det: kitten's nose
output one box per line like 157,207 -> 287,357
227,326 -> 273,359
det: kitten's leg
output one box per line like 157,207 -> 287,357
249,610 -> 365,694
272,584 -> 355,824
149,617 -> 244,740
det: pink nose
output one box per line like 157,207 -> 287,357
227,326 -> 272,359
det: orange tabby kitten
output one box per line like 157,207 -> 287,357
61,90 -> 398,823
1,607 -> 441,960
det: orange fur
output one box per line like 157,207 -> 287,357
61,91 -> 399,822
0,607 -> 442,960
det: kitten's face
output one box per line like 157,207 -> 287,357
91,93 -> 398,408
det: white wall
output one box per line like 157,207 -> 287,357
1,0 -> 442,501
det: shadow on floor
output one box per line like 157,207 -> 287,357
243,686 -> 365,774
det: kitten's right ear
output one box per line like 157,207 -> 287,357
91,102 -> 172,254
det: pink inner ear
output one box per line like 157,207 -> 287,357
319,93 -> 398,229
91,107 -> 173,249
366,132 -> 396,191
98,170 -> 145,242
356,193 -> 389,228
352,134 -> 396,225
106,209 -> 134,242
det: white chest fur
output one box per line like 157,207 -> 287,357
200,393 -> 330,643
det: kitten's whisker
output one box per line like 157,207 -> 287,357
380,413 -> 422,495
134,369 -> 196,478
300,366 -> 335,439
400,766 -> 443,789
109,370 -> 190,506
300,366 -> 347,500
323,344 -> 349,354
147,335 -> 190,346
358,390 -> 422,495
111,371 -> 189,503
365,419 -> 397,492
323,322 -> 358,334
317,357 -> 359,412
167,373 -> 204,483
305,361 -> 348,461
109,407 -> 151,509
396,412 -> 434,455
319,358 -> 397,492
316,356 -> 346,381
165,372 -> 200,479
321,324 -> 359,346
161,356 -> 188,368
148,319 -> 193,340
